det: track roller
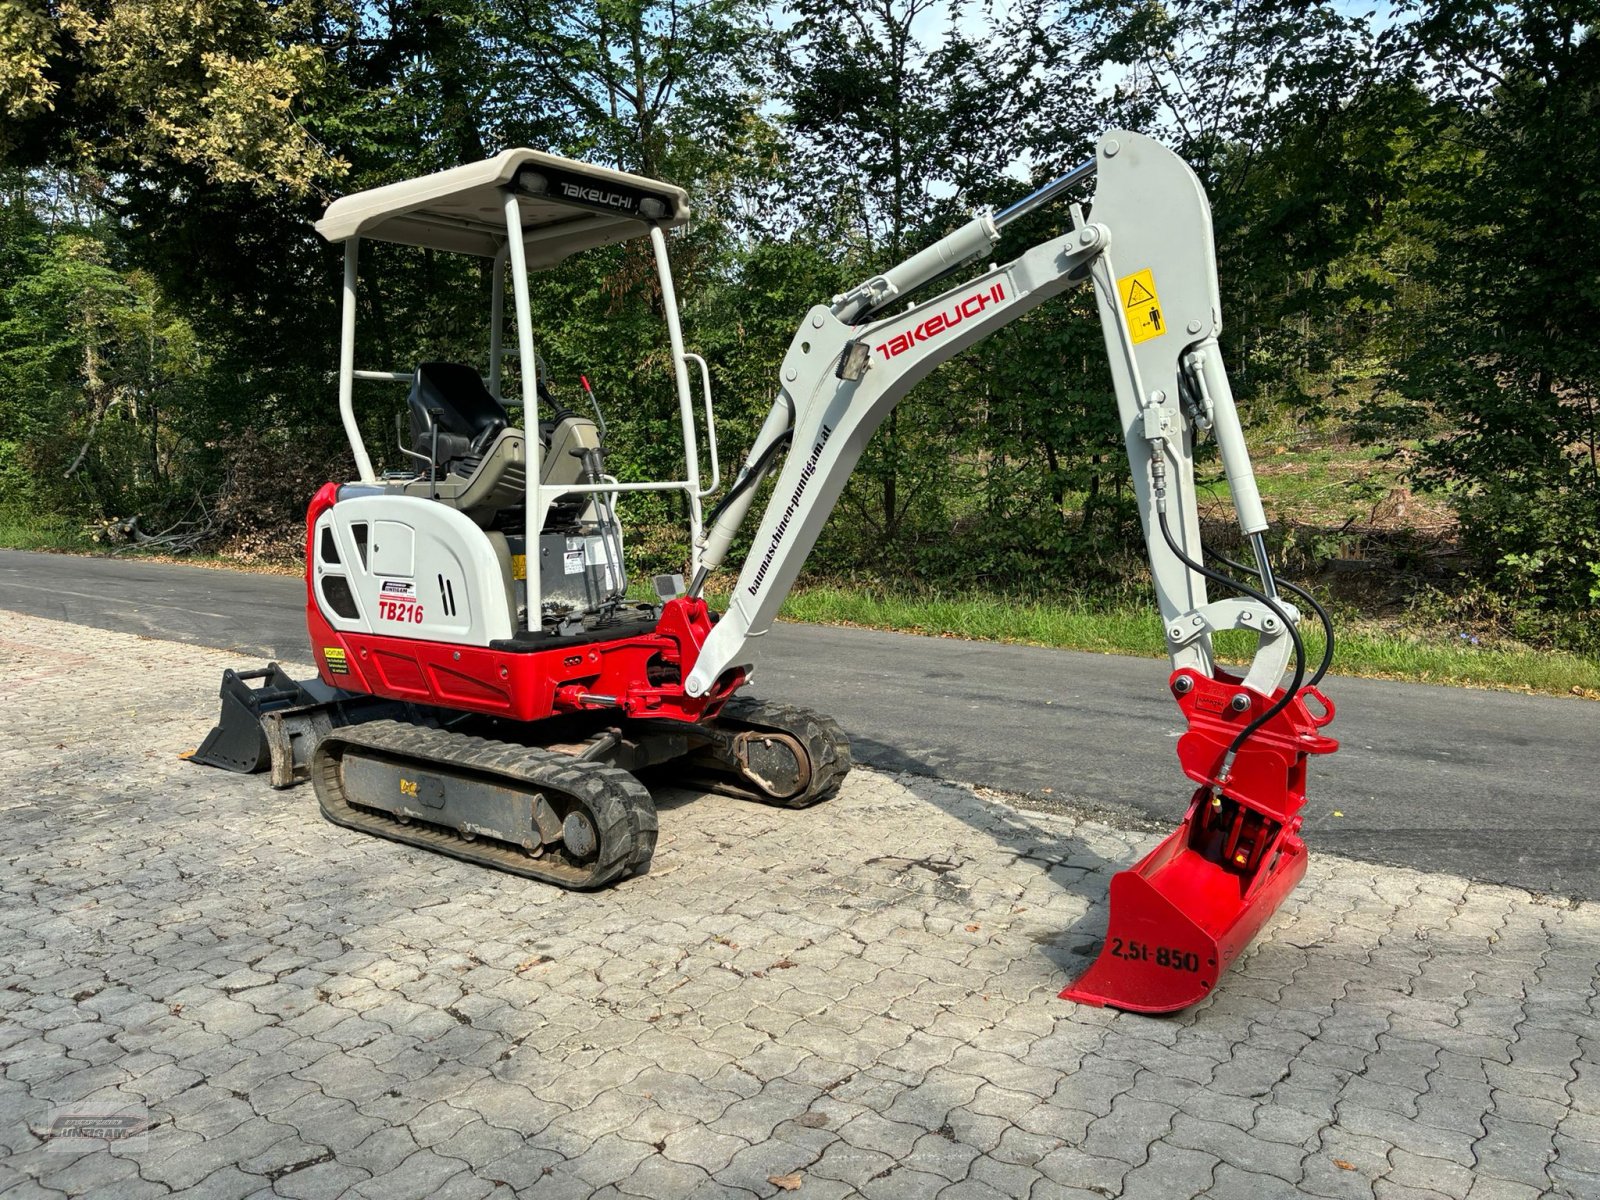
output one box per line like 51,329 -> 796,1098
312,720 -> 657,889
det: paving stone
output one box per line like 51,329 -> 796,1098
858,1165 -> 951,1199
1118,1139 -> 1219,1200
661,1123 -> 749,1174
617,1152 -> 714,1197
475,1144 -> 565,1190
1165,1111 -> 1304,1181
1,612 -> 1595,1200
1203,1161 -> 1307,1199
1462,1178 -> 1545,1200
1035,1145 -> 1131,1195
713,1139 -> 818,1195
967,1153 -> 1042,1198
350,1147 -> 468,1199
903,1129 -> 983,1182
272,1160 -> 374,1200
1385,1147 -> 1475,1196
1472,1114 -> 1555,1187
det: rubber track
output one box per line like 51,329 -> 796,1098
699,698 -> 853,809
313,720 -> 657,889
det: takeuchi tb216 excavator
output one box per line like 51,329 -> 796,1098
194,131 -> 1339,1014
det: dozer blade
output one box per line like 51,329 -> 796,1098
191,664 -> 413,787
1061,670 -> 1336,1014
191,665 -> 318,774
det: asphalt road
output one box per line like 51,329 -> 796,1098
2,548 -> 1595,898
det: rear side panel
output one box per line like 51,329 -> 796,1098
310,491 -> 515,647
306,480 -> 731,722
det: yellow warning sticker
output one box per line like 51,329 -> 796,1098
323,646 -> 349,675
1118,268 -> 1167,344
512,554 -> 527,581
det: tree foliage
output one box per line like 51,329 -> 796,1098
0,0 -> 1595,640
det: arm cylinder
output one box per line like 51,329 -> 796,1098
1189,342 -> 1267,536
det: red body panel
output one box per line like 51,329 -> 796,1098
303,484 -> 739,724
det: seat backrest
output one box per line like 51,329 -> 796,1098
407,362 -> 509,469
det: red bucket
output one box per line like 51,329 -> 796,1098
1060,672 -> 1335,1014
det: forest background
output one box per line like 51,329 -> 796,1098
1,1 -> 1596,688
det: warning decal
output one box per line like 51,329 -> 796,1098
1118,268 -> 1166,344
323,647 -> 349,676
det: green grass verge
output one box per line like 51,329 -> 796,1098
775,586 -> 1600,698
0,510 -> 93,553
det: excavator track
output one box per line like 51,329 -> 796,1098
312,720 -> 657,889
686,698 -> 852,809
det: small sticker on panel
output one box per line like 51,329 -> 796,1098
563,550 -> 585,575
323,647 -> 349,675
1118,268 -> 1167,344
380,579 -> 416,597
512,554 -> 526,581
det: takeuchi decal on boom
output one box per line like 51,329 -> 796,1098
875,283 -> 1008,360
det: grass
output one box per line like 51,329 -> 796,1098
775,585 -> 1600,699
0,510 -> 94,552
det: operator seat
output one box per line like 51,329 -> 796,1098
401,361 -> 593,535
407,361 -> 510,473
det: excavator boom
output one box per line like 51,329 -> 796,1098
683,130 -> 1340,1012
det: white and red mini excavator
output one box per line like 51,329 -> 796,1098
195,131 -> 1339,1013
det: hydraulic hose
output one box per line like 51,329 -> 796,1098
703,424 -> 793,531
1150,445 -> 1306,771
1206,546 -> 1335,689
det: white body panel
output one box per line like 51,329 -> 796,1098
312,495 -> 514,645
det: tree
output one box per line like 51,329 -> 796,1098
772,0 -> 1045,550
1380,3 -> 1600,615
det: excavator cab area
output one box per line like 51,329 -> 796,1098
310,149 -> 720,633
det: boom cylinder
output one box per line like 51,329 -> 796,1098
831,214 -> 1000,324
690,393 -> 794,592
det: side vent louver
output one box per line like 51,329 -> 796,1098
438,575 -> 457,617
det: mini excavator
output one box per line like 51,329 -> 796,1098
195,131 -> 1338,1013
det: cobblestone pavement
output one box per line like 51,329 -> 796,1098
1,612 -> 1597,1200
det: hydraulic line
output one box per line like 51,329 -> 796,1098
703,428 -> 792,531
1206,545 -> 1335,689
686,420 -> 794,600
1150,443 -> 1305,773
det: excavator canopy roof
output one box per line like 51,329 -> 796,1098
315,149 -> 690,266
